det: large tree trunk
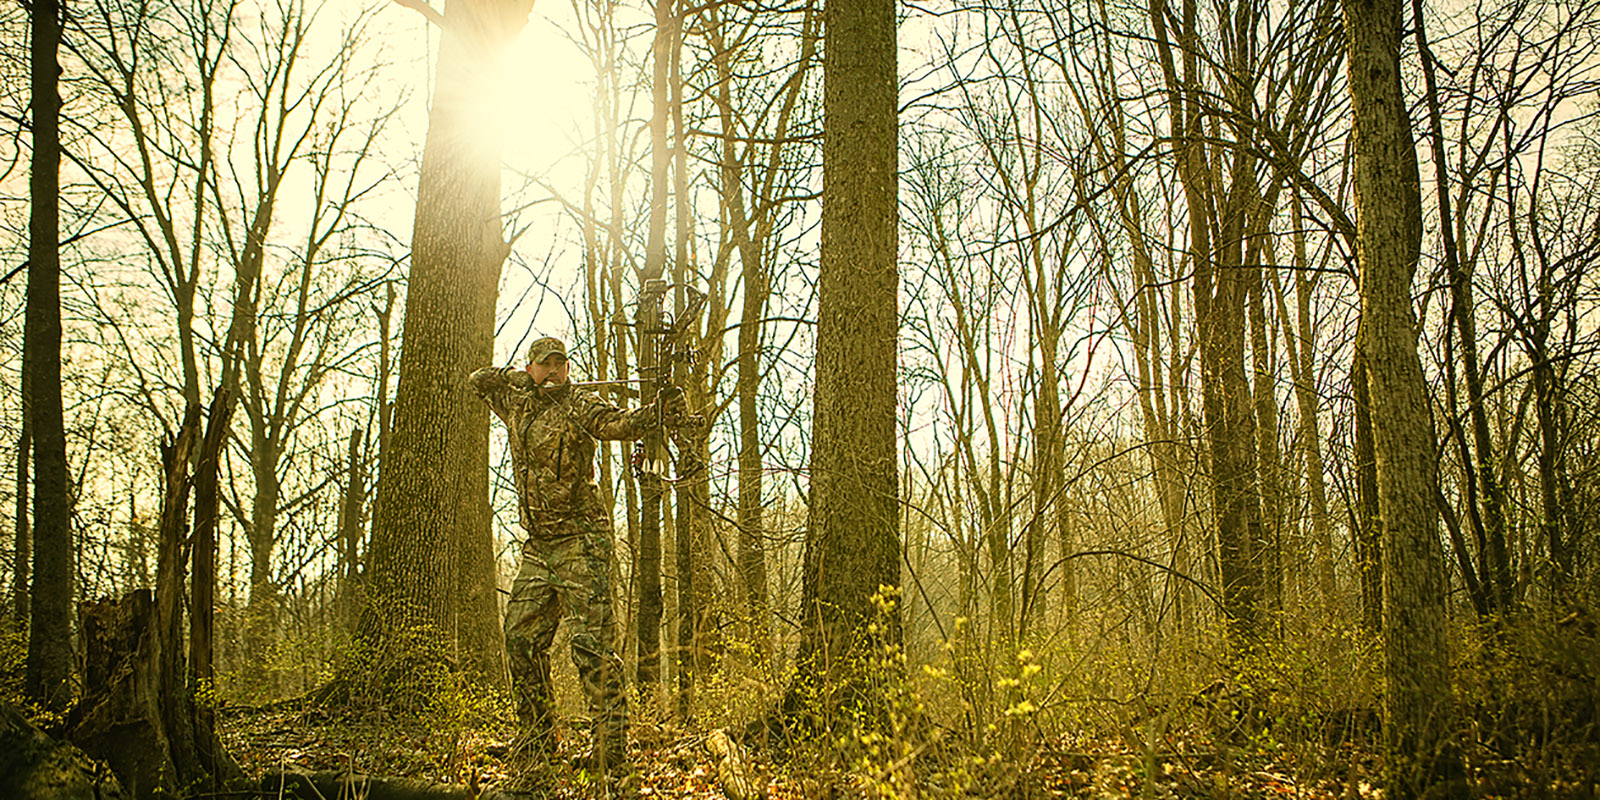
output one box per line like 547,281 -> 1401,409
795,0 -> 900,712
364,0 -> 527,688
24,0 -> 73,712
1343,0 -> 1460,793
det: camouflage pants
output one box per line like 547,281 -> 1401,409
504,515 -> 628,764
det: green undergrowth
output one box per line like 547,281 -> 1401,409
0,621 -> 67,731
202,592 -> 1600,798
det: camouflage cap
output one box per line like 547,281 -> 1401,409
526,336 -> 568,365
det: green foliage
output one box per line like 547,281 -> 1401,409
760,586 -> 1036,799
0,621 -> 26,709
1454,606 -> 1600,790
0,621 -> 67,731
1214,620 -> 1383,749
217,624 -> 340,707
328,590 -> 499,720
682,589 -> 794,735
244,591 -> 517,787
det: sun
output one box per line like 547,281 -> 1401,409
465,7 -> 604,361
439,6 -> 595,182
497,11 -> 598,177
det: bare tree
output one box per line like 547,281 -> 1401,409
210,5 -> 397,668
23,0 -> 73,711
796,0 -> 899,717
1147,0 -> 1268,643
698,0 -> 820,665
1343,0 -> 1459,791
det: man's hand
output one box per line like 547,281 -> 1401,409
658,386 -> 688,422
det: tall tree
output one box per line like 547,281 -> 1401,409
24,0 -> 73,711
210,1 -> 391,672
703,0 -> 819,662
635,0 -> 677,693
1148,0 -> 1268,644
364,0 -> 530,686
1342,0 -> 1459,793
797,0 -> 899,706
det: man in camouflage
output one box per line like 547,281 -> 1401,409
470,336 -> 682,774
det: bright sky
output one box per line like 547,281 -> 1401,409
494,5 -> 609,366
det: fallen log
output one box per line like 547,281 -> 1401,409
706,729 -> 762,800
0,699 -> 128,800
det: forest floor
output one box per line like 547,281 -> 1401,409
217,702 -> 1379,799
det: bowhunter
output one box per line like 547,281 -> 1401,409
470,335 -> 684,776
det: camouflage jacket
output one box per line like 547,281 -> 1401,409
470,367 -> 656,533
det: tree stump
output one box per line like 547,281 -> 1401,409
69,591 -> 185,798
70,591 -> 246,798
66,405 -> 243,798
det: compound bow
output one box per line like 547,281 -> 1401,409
631,278 -> 707,483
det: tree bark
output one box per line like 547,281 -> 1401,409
1343,0 -> 1460,792
24,0 -> 73,712
378,283 -> 396,468
736,207 -> 770,663
12,427 -> 29,635
1351,333 -> 1383,636
796,0 -> 900,708
189,389 -> 232,770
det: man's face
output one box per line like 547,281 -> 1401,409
525,355 -> 570,386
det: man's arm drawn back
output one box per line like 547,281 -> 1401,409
469,366 -> 529,425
